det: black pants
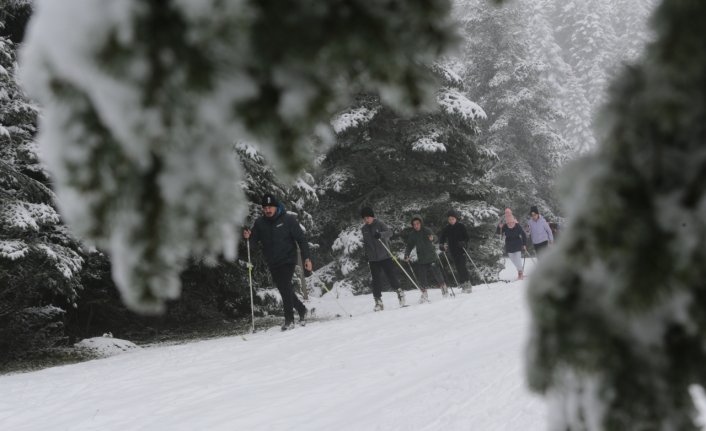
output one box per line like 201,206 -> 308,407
415,262 -> 445,289
533,241 -> 549,256
270,264 -> 306,322
451,251 -> 470,284
369,258 -> 400,299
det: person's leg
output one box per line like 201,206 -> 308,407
271,264 -> 297,323
430,262 -> 445,287
508,251 -> 523,272
416,262 -> 430,289
453,252 -> 470,284
533,241 -> 548,256
369,260 -> 384,299
380,258 -> 400,290
508,251 -> 523,279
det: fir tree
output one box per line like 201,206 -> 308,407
19,0 -> 458,313
527,1 -> 706,429
0,32 -> 83,359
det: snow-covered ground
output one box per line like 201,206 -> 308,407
0,259 -> 547,430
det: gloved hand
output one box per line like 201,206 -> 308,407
460,242 -> 467,250
439,244 -> 447,251
374,231 -> 382,239
404,255 -> 410,262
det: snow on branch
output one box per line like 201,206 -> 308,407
331,106 -> 379,134
437,88 -> 487,121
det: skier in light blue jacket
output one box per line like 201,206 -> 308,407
527,206 -> 554,255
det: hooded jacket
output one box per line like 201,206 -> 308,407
361,218 -> 393,262
404,217 -> 438,264
496,223 -> 527,254
249,203 -> 310,269
438,222 -> 469,255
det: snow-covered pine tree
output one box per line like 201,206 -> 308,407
19,0 -> 458,313
314,63 -> 500,295
527,0 -> 706,429
0,30 -> 83,359
458,0 -> 569,220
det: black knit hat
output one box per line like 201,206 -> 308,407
261,193 -> 278,207
529,205 -> 539,215
446,209 -> 459,219
360,206 -> 375,218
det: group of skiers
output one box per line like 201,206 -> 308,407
244,193 -> 554,330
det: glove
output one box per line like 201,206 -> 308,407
374,231 -> 382,239
439,244 -> 447,251
460,242 -> 467,250
404,255 -> 410,262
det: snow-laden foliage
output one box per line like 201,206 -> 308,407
527,1 -> 706,429
332,226 -> 363,277
437,88 -> 487,121
1,31 -> 84,359
331,107 -> 380,134
19,0 -> 457,313
412,131 -> 446,153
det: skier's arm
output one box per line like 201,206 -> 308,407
438,227 -> 448,250
520,226 -> 528,248
289,216 -> 311,261
377,221 -> 393,241
404,236 -> 415,259
544,220 -> 554,243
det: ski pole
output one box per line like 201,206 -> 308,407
246,239 -> 255,334
462,247 -> 490,290
406,261 -> 420,286
378,239 -> 423,292
442,250 -> 460,288
320,283 -> 353,318
436,253 -> 456,297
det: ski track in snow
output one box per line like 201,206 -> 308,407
0,260 -> 547,431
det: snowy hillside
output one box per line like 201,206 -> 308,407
0,261 -> 547,430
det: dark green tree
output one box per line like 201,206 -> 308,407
527,1 -> 706,429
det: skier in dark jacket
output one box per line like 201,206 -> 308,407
438,209 -> 472,292
404,215 -> 448,301
360,206 -> 405,311
243,193 -> 312,330
496,208 -> 528,280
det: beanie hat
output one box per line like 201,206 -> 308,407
446,209 -> 459,219
261,193 -> 278,207
360,206 -> 375,218
529,206 -> 539,215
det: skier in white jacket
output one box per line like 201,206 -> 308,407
527,206 -> 554,256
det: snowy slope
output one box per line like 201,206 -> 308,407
0,260 -> 547,431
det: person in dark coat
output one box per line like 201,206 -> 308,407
438,209 -> 472,292
496,208 -> 528,280
243,193 -> 312,330
360,206 -> 405,311
404,215 -> 448,300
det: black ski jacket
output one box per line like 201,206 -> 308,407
496,223 -> 527,254
249,205 -> 310,269
439,222 -> 469,256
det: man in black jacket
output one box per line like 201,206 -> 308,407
438,209 -> 472,292
243,193 -> 313,330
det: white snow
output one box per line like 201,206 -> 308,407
330,106 -> 379,134
74,336 -> 141,358
437,88 -> 487,121
0,259 -> 548,430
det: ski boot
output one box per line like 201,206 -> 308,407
441,285 -> 449,298
298,308 -> 308,326
374,297 -> 384,312
462,282 -> 473,294
518,271 -> 524,280
419,289 -> 430,304
397,289 -> 407,307
281,320 -> 296,331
